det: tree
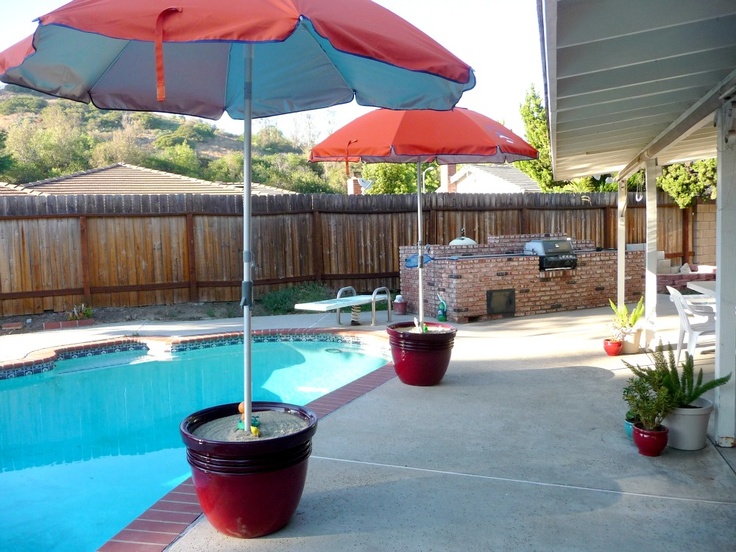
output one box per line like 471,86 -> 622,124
363,162 -> 439,195
91,115 -> 146,166
0,130 -> 13,175
516,85 -> 567,192
657,159 -> 716,208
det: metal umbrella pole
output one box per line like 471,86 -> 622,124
240,44 -> 254,431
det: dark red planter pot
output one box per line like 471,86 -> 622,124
632,423 -> 668,457
386,322 -> 457,386
180,402 -> 318,538
603,338 -> 623,356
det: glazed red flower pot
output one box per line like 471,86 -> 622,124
632,423 -> 668,457
386,322 -> 457,386
180,402 -> 318,538
603,338 -> 623,356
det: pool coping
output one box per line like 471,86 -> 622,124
1,328 -> 395,552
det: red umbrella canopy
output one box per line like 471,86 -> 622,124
310,107 -> 538,165
0,0 -> 476,120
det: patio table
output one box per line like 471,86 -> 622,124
687,280 -> 716,297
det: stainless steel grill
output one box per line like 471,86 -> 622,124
523,239 -> 577,270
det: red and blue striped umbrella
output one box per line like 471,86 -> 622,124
0,0 -> 475,428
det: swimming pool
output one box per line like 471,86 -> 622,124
0,334 -> 389,552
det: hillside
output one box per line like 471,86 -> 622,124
0,85 -> 343,193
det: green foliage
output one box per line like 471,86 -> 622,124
253,125 -> 300,155
654,342 -> 732,407
0,95 -> 48,115
142,142 -> 202,178
134,112 -> 181,131
0,130 -> 13,174
657,159 -> 716,208
608,297 -> 644,340
621,365 -> 675,430
153,121 -> 216,149
362,162 -> 440,195
204,152 -> 244,182
258,282 -> 334,315
516,85 -> 566,192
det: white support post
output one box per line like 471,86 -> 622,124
616,179 -> 627,307
644,160 -> 660,348
714,101 -> 736,447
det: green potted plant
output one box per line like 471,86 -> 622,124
622,355 -> 676,456
609,297 -> 645,354
656,343 -> 732,450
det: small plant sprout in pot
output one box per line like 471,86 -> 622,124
655,342 -> 732,450
609,296 -> 645,354
622,354 -> 676,456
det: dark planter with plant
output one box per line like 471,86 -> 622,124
386,321 -> 457,386
622,354 -> 676,457
657,344 -> 732,450
180,402 -> 318,538
609,297 -> 645,354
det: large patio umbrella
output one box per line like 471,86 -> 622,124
0,0 -> 475,428
310,107 -> 537,325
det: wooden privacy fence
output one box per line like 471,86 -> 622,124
0,191 -> 698,316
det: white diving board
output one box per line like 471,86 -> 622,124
295,286 -> 392,325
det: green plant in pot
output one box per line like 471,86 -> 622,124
622,355 -> 676,456
656,342 -> 732,450
609,296 -> 645,354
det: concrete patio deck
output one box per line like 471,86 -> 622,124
2,295 -> 735,551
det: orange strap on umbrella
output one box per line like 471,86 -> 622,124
155,7 -> 183,102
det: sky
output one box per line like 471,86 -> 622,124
0,0 -> 544,142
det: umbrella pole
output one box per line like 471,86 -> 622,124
241,43 -> 254,430
416,161 -> 424,327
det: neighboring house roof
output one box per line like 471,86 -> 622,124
438,164 -> 541,194
19,163 -> 296,195
0,182 -> 35,195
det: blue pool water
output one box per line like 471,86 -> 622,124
0,338 -> 388,552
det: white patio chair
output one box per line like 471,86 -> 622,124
666,286 -> 716,363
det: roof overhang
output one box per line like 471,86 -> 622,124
539,0 -> 736,181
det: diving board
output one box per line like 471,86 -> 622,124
295,286 -> 392,325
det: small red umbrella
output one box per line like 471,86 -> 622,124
310,108 -> 538,324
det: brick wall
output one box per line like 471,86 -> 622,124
399,234 -> 644,323
694,202 -> 716,266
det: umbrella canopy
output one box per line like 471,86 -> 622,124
0,0 -> 475,119
310,107 -> 537,326
310,107 -> 537,165
0,0 -> 475,429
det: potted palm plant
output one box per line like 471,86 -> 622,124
657,343 -> 732,450
622,355 -> 676,456
609,297 -> 645,354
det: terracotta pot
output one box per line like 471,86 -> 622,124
180,402 -> 318,538
632,423 -> 668,456
386,322 -> 457,386
663,398 -> 714,451
603,338 -> 623,356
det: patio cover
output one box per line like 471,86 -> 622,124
539,0 -> 736,446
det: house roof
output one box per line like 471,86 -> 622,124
441,164 -> 541,193
539,0 -> 736,180
18,163 -> 296,196
0,182 -> 34,195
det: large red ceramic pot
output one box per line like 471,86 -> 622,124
632,423 -> 668,457
386,321 -> 457,386
180,402 -> 318,538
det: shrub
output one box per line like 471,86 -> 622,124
258,283 -> 334,315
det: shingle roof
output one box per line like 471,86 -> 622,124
445,164 -> 541,193
0,183 -> 35,196
20,163 -> 296,196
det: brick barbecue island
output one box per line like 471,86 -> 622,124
398,233 -> 645,324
